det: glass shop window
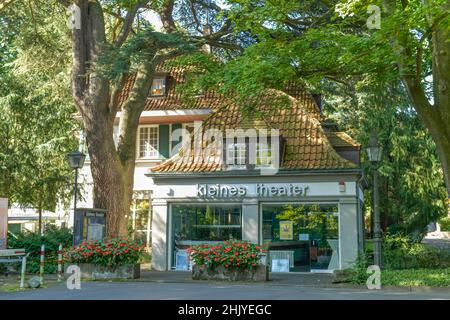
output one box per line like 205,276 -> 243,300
262,203 -> 339,272
171,204 -> 242,270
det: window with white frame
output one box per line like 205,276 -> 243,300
256,142 -> 272,167
227,142 -> 246,167
138,126 -> 159,159
150,77 -> 166,96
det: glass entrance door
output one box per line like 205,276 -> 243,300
262,203 -> 339,272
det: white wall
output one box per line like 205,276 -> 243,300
150,175 -> 362,271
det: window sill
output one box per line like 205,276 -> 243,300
136,158 -> 167,163
84,158 -> 167,165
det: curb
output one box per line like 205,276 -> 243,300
126,278 -> 450,293
332,282 -> 450,293
6,274 -> 449,294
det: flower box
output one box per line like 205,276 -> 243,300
192,264 -> 268,282
63,238 -> 146,280
188,240 -> 269,282
65,263 -> 140,280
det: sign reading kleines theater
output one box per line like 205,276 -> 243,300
197,183 -> 309,198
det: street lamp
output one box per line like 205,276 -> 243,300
67,150 -> 86,245
366,132 -> 382,267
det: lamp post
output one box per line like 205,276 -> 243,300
67,150 -> 86,246
366,132 -> 383,267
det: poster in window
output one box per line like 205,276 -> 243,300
271,259 -> 290,272
279,221 -> 293,240
299,233 -> 310,241
176,250 -> 190,270
87,224 -> 103,241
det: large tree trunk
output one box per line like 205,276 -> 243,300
64,0 -> 215,237
70,1 -> 136,238
84,112 -> 134,238
67,1 -> 181,237
384,0 -> 450,200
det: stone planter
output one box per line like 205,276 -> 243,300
192,264 -> 268,282
65,263 -> 140,280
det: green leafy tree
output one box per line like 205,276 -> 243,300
186,0 -> 450,201
0,2 -> 78,234
175,0 -> 449,234
51,0 -> 237,237
324,79 -> 448,237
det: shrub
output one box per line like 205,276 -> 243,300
380,268 -> 450,287
349,253 -> 372,284
64,238 -> 146,269
188,240 -> 263,271
439,216 -> 450,231
6,224 -> 73,273
382,233 -> 450,269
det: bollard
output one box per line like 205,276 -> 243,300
57,244 -> 63,282
39,244 -> 45,285
20,254 -> 27,289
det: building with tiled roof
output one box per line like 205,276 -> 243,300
150,88 -> 358,174
76,57 -> 365,273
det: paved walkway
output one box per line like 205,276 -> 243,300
138,270 -> 335,287
422,238 -> 450,251
1,281 -> 449,300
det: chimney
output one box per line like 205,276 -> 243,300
202,23 -> 213,54
312,93 -> 322,113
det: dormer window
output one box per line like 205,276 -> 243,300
223,135 -> 283,170
150,77 -> 166,96
256,142 -> 272,167
227,142 -> 247,168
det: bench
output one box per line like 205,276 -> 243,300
0,249 -> 28,288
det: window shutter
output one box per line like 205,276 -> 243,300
171,123 -> 182,152
158,124 -> 170,158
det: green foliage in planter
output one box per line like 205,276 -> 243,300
64,238 -> 147,268
6,224 -> 72,273
439,217 -> 450,232
188,240 -> 263,271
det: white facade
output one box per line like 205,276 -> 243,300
149,172 -> 365,272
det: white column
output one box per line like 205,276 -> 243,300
242,199 -> 259,244
151,199 -> 168,271
339,198 -> 359,269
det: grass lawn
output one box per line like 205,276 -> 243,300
380,268 -> 450,287
0,275 -> 61,292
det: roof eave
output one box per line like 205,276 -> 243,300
146,167 -> 363,179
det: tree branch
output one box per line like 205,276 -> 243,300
157,0 -> 176,33
0,0 -> 15,11
55,0 -> 71,7
109,66 -> 130,120
188,0 -> 203,34
415,12 -> 450,79
70,0 -> 89,112
115,1 -> 148,48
